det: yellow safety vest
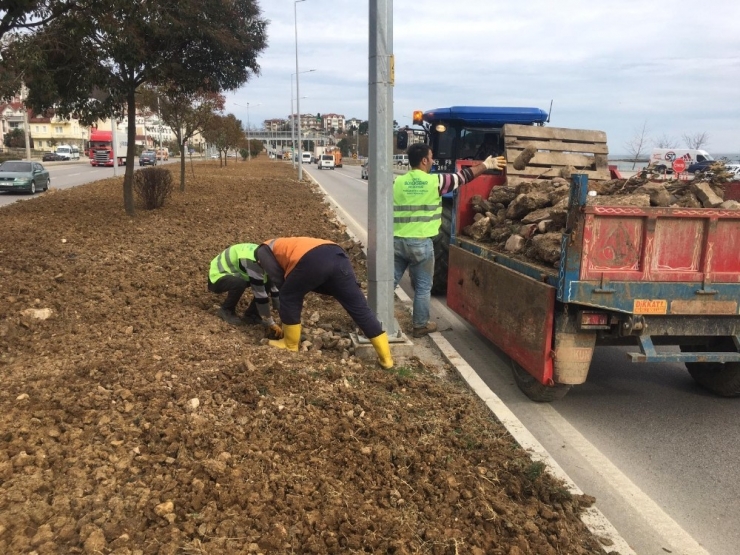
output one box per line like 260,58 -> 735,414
209,243 -> 259,282
393,169 -> 441,237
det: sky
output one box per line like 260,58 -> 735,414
225,0 -> 740,158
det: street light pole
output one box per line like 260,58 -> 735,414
290,69 -> 315,169
294,0 -> 306,180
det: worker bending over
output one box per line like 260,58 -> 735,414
255,236 -> 393,369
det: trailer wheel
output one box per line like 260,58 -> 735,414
681,345 -> 740,397
512,361 -> 571,402
431,198 -> 453,295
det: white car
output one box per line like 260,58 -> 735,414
318,154 -> 335,170
725,163 -> 740,180
361,161 -> 369,179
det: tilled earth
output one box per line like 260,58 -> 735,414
0,158 -> 609,554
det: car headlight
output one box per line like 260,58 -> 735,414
13,177 -> 31,184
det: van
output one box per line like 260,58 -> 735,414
55,144 -> 77,160
156,147 -> 169,161
318,154 -> 335,170
301,152 -> 312,164
649,148 -> 713,169
393,153 -> 409,167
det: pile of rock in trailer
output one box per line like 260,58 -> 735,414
463,163 -> 740,268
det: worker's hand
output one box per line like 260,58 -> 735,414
267,323 -> 283,340
483,155 -> 506,171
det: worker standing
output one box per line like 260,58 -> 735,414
393,142 -> 505,337
207,243 -> 282,337
255,237 -> 393,369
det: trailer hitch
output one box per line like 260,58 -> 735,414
620,315 -> 645,336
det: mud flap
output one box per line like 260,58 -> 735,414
553,312 -> 596,385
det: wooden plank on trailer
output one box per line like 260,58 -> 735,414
505,151 -> 609,169
504,124 -> 607,144
505,138 -> 609,155
506,166 -> 612,181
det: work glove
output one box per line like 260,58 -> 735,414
266,323 -> 284,340
483,155 -> 506,171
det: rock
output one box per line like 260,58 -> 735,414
506,192 -> 549,219
560,165 -> 576,179
634,183 -> 672,207
513,145 -> 537,170
504,235 -> 526,253
720,200 -> 740,210
488,185 -> 518,206
20,308 -> 53,320
154,500 -> 174,517
690,182 -> 724,208
84,528 -> 107,554
471,195 -> 492,213
588,194 -> 650,207
548,184 -> 570,205
521,207 -> 553,224
674,193 -> 702,208
518,224 -> 537,238
531,233 -> 563,264
186,398 -> 200,412
468,217 -> 491,241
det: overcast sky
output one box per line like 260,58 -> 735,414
225,0 -> 740,157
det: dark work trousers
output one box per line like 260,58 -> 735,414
207,275 -> 248,313
279,244 -> 383,338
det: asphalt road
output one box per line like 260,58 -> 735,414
0,157 -> 180,208
307,161 -> 739,555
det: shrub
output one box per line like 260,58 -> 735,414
133,167 -> 173,209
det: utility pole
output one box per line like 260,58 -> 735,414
367,0 -> 398,336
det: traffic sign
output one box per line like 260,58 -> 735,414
672,158 -> 686,173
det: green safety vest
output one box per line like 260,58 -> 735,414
208,243 -> 259,283
393,169 -> 441,237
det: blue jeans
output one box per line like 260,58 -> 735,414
394,237 -> 434,328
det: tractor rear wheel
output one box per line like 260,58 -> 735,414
511,360 -> 571,402
431,198 -> 452,295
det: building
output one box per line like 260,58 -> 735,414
321,113 -> 345,133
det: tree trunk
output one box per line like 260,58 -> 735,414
180,142 -> 186,192
124,93 -> 137,216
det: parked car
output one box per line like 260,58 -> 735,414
0,160 -> 50,194
687,159 -> 717,175
725,163 -> 740,180
361,161 -> 369,179
139,150 -> 156,166
42,152 -> 63,162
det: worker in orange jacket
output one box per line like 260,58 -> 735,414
255,237 -> 393,369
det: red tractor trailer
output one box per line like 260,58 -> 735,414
88,129 -> 127,167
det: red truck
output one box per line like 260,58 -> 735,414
88,129 -> 127,167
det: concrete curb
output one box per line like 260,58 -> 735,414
306,167 -> 635,554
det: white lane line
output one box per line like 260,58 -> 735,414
431,333 -> 636,555
537,404 -> 710,555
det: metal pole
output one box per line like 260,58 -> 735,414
111,118 -> 119,177
294,0 -> 305,181
21,85 -> 31,161
291,76 -> 296,168
367,0 -> 397,336
247,102 -> 251,161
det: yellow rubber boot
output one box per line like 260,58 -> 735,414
369,332 -> 394,369
268,324 -> 301,352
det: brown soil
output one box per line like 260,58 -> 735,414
0,158 -> 609,554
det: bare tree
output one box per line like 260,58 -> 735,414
624,120 -> 649,170
653,134 -> 680,149
683,132 -> 710,149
